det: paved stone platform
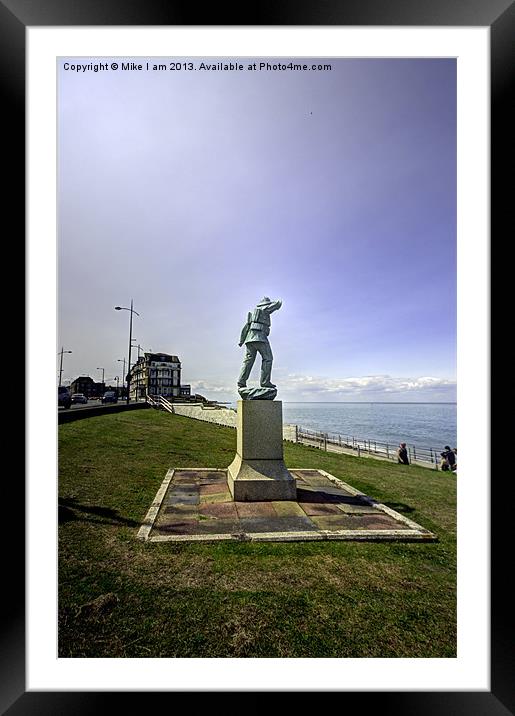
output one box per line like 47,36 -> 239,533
137,468 -> 437,543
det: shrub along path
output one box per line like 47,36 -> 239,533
59,409 -> 456,658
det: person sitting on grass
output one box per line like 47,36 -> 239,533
441,446 -> 456,472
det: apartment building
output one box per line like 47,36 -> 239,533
128,352 -> 190,399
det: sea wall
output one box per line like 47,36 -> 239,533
171,402 -> 297,441
172,402 -> 237,427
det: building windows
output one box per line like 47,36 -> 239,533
127,352 -> 184,400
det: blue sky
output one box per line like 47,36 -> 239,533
58,57 -> 456,402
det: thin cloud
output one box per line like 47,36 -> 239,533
188,373 -> 456,402
282,373 -> 456,398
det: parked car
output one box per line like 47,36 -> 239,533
71,393 -> 88,404
102,391 -> 118,404
58,386 -> 71,409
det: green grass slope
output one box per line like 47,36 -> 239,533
58,409 -> 456,658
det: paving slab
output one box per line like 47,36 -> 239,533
163,504 -> 199,517
170,485 -> 200,495
309,514 -> 359,530
300,502 -> 344,516
354,514 -> 412,530
199,491 -> 232,503
235,501 -> 276,518
168,494 -> 199,505
289,471 -> 309,484
239,516 -> 316,533
198,472 -> 228,484
272,501 -> 307,517
303,477 -> 353,491
298,470 -> 328,478
297,488 -> 362,505
138,468 -> 437,543
173,475 -> 200,485
200,483 -> 231,495
173,470 -> 202,480
193,519 -> 242,535
152,520 -> 202,535
337,503 -> 379,514
199,501 -> 239,519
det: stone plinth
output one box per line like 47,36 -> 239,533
227,400 -> 297,501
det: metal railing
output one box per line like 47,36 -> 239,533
294,426 -> 446,469
146,395 -> 451,470
146,394 -> 175,413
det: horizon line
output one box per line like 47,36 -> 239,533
219,400 -> 457,405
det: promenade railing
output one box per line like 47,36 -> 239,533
147,395 -> 447,470
294,426 -> 444,469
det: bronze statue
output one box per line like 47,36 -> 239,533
237,297 -> 282,399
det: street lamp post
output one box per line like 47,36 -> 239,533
96,367 -> 105,387
104,377 -> 120,394
130,342 -> 147,399
115,300 -> 140,405
117,359 -> 126,394
58,347 -> 72,387
130,341 -> 139,399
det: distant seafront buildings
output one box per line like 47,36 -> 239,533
68,352 -> 192,401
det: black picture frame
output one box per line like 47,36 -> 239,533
7,0 -> 506,712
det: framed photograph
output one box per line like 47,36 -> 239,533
8,0 -> 507,710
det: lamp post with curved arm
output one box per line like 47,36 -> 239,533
58,347 -> 72,387
115,300 -> 140,404
117,358 -> 126,395
104,377 -> 120,394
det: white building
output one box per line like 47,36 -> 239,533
128,352 -> 190,399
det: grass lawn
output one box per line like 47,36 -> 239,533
58,408 -> 456,658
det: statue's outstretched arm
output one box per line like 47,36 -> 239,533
264,299 -> 282,314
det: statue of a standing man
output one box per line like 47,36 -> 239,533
237,297 -> 282,397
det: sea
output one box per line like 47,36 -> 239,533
228,401 -> 457,450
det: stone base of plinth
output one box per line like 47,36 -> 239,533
228,454 -> 297,501
227,399 -> 297,501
